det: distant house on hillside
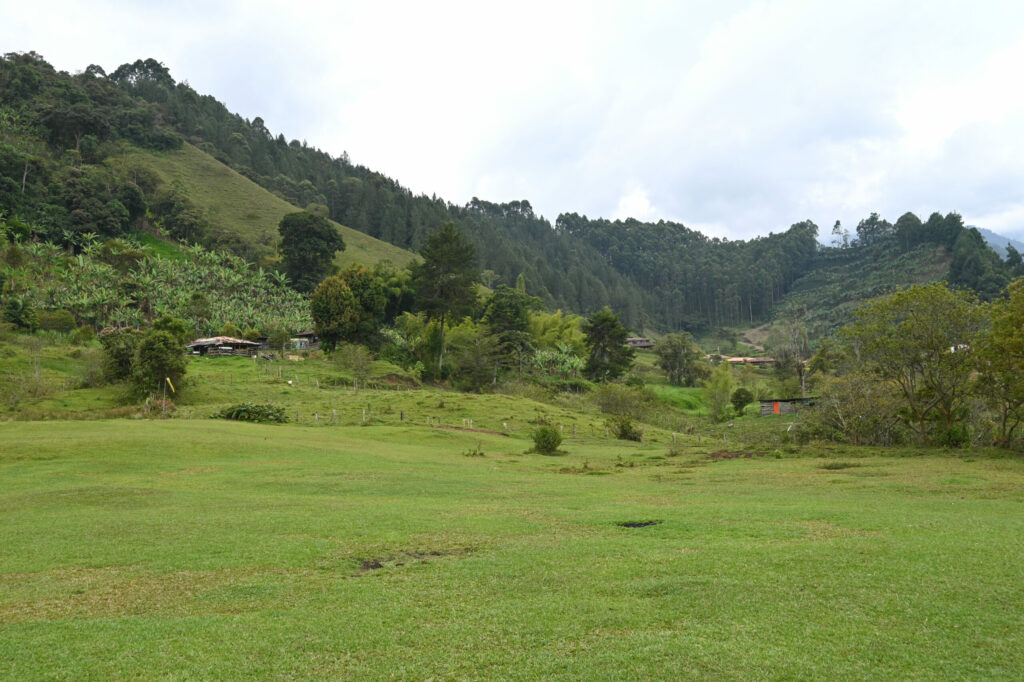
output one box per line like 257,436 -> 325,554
292,330 -> 319,350
627,336 -> 654,349
725,356 -> 776,366
186,336 -> 260,356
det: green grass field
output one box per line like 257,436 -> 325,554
2,416 -> 1022,679
132,143 -> 416,269
2,340 -> 1023,678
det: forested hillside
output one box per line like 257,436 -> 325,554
2,51 -> 1021,334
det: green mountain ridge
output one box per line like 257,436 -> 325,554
2,51 -> 1021,340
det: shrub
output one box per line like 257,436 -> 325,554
213,402 -> 289,423
152,315 -> 192,346
608,414 -> 643,442
69,324 -> 95,345
37,309 -> 76,334
132,329 -> 187,395
2,295 -> 37,331
99,327 -> 145,382
530,425 -> 563,455
731,387 -> 754,415
593,382 -> 656,418
77,347 -> 105,388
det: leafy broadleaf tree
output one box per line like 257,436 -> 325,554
730,387 -> 754,415
582,307 -> 634,381
310,276 -> 359,353
704,361 -> 734,423
310,266 -> 390,352
278,211 -> 345,293
151,314 -> 192,346
410,222 -> 478,375
99,327 -> 145,382
975,278 -> 1024,446
133,329 -> 187,395
653,332 -> 705,386
840,282 -> 985,443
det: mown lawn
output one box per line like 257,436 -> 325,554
1,420 -> 1022,679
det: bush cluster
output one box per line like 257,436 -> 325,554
213,403 -> 289,423
608,414 -> 643,442
530,425 -> 563,455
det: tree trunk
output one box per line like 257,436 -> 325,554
21,161 -> 28,194
437,312 -> 446,375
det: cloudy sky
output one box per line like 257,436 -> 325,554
5,1 -> 1024,240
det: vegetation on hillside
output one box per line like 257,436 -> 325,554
4,50 -> 1022,338
0,235 -> 310,333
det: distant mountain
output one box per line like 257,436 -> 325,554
972,226 -> 1024,259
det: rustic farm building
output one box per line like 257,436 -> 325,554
626,336 -> 654,349
760,397 -> 815,416
186,336 -> 260,356
727,356 -> 776,366
292,330 -> 319,350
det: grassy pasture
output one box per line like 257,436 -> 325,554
1,418 -> 1022,680
131,143 -> 416,269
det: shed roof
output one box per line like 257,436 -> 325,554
186,336 -> 259,348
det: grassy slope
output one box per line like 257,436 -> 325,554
132,142 -> 416,269
1,419 -> 1022,679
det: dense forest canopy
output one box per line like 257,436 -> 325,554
1,51 -> 1019,334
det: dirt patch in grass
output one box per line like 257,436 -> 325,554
356,548 -> 473,574
615,520 -> 663,528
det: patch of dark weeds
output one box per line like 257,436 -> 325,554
558,461 -> 612,475
819,461 -> 862,470
462,442 -> 485,457
616,520 -> 663,528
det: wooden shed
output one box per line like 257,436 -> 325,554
759,397 -> 815,416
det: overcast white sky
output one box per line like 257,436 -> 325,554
5,0 -> 1024,240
